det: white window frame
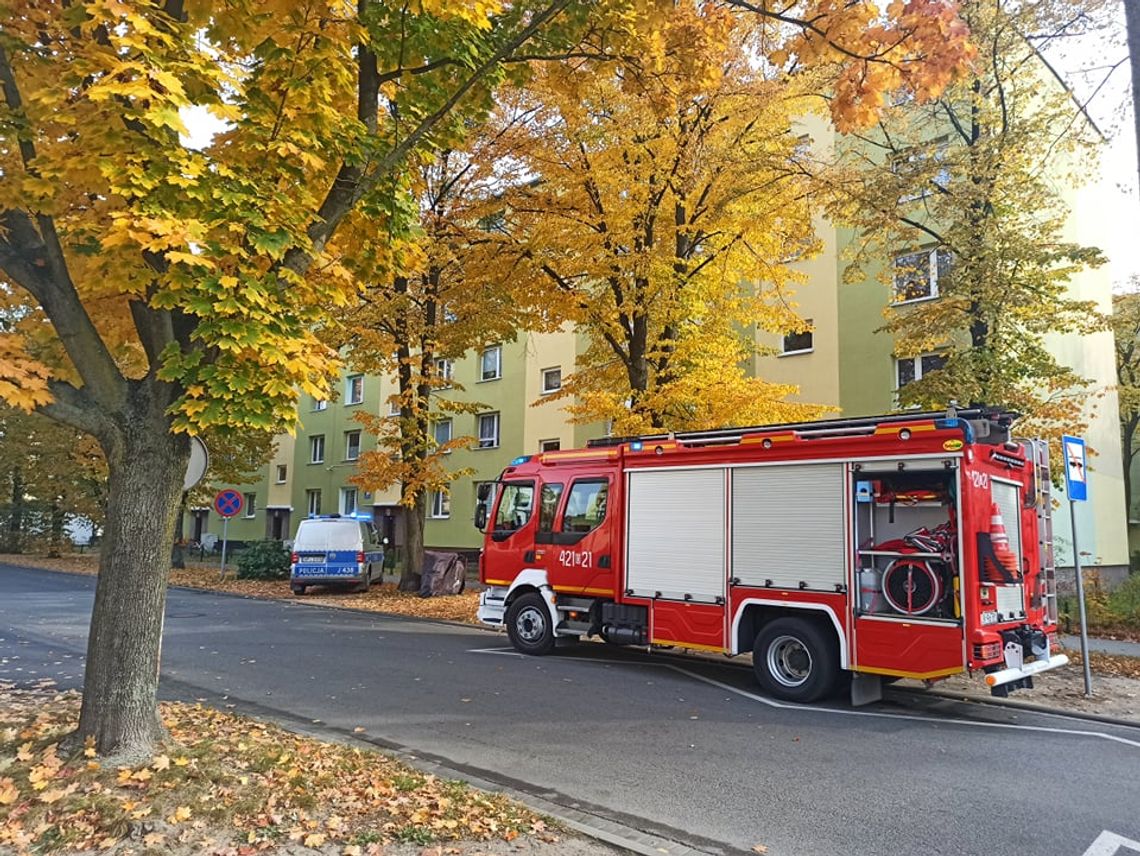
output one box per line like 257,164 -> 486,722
340,487 -> 358,516
387,396 -> 401,417
434,358 -> 454,388
893,248 -> 949,305
434,418 -> 453,452
477,412 -> 500,449
480,345 -> 502,382
345,374 -> 364,406
275,464 -> 288,484
243,493 -> 256,518
312,398 -> 328,412
780,321 -> 814,356
894,352 -> 947,393
429,488 -> 451,519
306,489 -> 322,516
541,366 -> 562,394
474,481 -> 498,515
310,434 -> 325,464
344,430 -> 361,461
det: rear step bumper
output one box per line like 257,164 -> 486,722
985,653 -> 1070,688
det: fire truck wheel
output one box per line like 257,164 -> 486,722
752,617 -> 839,703
506,593 -> 555,656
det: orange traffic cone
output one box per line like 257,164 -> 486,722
984,503 -> 1018,582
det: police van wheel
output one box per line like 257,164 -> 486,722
506,593 -> 555,656
291,585 -> 306,596
356,571 -> 371,594
753,617 -> 838,703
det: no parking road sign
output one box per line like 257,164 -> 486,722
214,489 -> 244,518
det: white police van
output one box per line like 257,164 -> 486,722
290,515 -> 384,595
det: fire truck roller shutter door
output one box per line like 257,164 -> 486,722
625,469 -> 726,602
731,464 -> 846,591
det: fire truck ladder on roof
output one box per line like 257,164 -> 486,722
587,406 -> 1016,449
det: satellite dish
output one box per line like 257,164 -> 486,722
183,437 -> 209,491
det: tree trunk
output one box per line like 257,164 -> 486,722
5,468 -> 24,553
47,501 -> 64,558
1126,0 -> 1140,194
398,490 -> 426,592
171,492 -> 187,569
76,404 -> 188,760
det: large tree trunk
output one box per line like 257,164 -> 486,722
398,489 -> 426,592
76,400 -> 188,760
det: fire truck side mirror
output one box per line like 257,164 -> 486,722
477,483 -> 493,501
474,503 -> 488,530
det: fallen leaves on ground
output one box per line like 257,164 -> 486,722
0,687 -> 559,854
0,554 -> 482,624
1063,648 -> 1140,681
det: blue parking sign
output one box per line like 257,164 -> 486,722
1062,435 -> 1087,502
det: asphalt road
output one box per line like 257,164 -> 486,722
2,564 -> 1139,856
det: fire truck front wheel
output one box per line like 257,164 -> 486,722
753,617 -> 839,703
506,592 -> 555,656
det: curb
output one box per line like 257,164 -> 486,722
899,686 -> 1140,730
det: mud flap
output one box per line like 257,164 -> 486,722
850,673 -> 883,707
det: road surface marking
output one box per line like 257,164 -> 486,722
469,646 -> 1140,751
1082,831 -> 1140,856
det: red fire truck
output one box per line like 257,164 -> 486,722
475,408 -> 1069,705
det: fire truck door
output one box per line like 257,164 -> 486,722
544,476 -> 616,597
481,480 -> 537,586
851,464 -> 966,680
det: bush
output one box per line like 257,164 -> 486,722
235,540 -> 291,581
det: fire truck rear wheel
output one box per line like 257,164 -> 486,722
752,617 -> 839,703
506,593 -> 555,656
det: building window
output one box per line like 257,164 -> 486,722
346,375 -> 364,405
312,398 -> 328,412
541,366 -> 562,394
477,412 -> 500,449
896,353 -> 948,390
387,396 -> 401,417
340,487 -> 357,516
434,358 -> 453,387
480,345 -> 502,381
434,418 -> 452,452
310,435 -> 325,464
781,322 -> 813,355
275,464 -> 288,483
306,489 -> 322,516
539,438 -> 561,452
344,430 -> 361,461
429,488 -> 451,519
891,137 -> 950,202
243,493 -> 256,518
893,248 -> 951,303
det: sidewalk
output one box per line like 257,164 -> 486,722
1062,634 -> 1140,658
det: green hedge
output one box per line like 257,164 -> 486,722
235,540 -> 291,581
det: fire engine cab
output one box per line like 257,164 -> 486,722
475,407 -> 1069,705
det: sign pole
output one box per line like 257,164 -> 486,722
220,516 -> 229,581
1061,434 -> 1093,698
1068,497 -> 1093,697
